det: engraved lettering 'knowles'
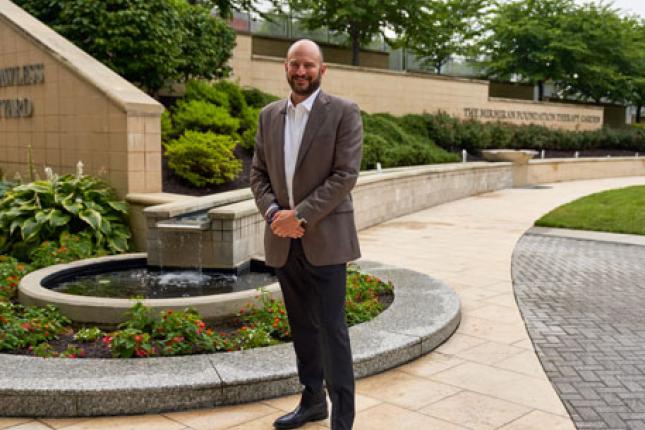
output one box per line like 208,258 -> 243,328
0,64 -> 45,87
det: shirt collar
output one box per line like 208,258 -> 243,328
287,88 -> 321,112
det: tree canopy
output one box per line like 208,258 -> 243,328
15,0 -> 236,95
396,0 -> 488,74
288,0 -> 417,66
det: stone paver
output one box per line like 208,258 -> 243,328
514,233 -> 645,429
13,176 -> 645,429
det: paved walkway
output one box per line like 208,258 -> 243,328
2,176 -> 645,430
514,233 -> 645,429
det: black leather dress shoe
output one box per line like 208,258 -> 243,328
273,401 -> 328,429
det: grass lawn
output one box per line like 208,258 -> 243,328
535,185 -> 645,235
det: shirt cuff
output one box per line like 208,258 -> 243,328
265,204 -> 280,224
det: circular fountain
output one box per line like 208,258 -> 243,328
18,252 -> 281,325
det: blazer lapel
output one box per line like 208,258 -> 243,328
295,91 -> 330,172
273,100 -> 288,202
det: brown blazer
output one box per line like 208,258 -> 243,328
250,91 -> 363,268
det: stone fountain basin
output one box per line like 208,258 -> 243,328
481,149 -> 538,164
18,253 -> 282,325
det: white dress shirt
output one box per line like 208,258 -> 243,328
284,88 -> 321,209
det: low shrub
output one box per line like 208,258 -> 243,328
0,256 -> 30,301
0,302 -> 71,351
29,231 -> 98,269
171,99 -> 240,136
164,131 -> 242,187
361,113 -> 460,169
184,79 -> 229,108
242,87 -> 280,109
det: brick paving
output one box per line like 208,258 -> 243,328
513,234 -> 645,430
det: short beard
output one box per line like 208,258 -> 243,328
288,73 -> 322,96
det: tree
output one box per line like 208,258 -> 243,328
628,22 -> 645,122
175,2 -> 237,81
397,0 -> 489,74
557,3 -> 637,104
479,0 -> 582,100
288,0 -> 417,66
14,0 -> 236,95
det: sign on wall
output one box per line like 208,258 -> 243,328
464,107 -> 602,124
0,63 -> 45,119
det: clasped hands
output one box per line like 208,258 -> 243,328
270,210 -> 304,239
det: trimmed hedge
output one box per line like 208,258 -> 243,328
403,112 -> 645,154
361,113 -> 459,169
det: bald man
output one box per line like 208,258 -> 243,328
250,39 -> 363,430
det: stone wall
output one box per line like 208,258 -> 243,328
229,34 -> 604,131
527,158 -> 645,184
0,1 -> 163,197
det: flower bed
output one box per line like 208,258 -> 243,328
1,264 -> 393,359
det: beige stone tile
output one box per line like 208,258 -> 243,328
163,403 -> 277,430
356,370 -> 461,410
468,304 -> 524,325
263,392 -> 381,413
512,338 -> 535,350
419,391 -> 531,430
495,350 -> 547,379
39,418 -> 93,429
430,362 -> 567,415
455,341 -> 525,365
482,293 -> 519,308
354,403 -> 469,430
61,415 -> 185,430
0,418 -> 34,429
224,411 -> 325,429
456,316 -> 527,344
498,410 -> 575,430
435,333 -> 488,355
398,352 -> 466,378
2,422 -> 51,430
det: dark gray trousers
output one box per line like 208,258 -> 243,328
275,239 -> 355,430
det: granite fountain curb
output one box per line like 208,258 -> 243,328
0,260 -> 460,417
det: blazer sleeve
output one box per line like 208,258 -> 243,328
295,101 -> 363,227
250,109 -> 278,218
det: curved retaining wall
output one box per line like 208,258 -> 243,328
129,157 -> 645,269
139,162 -> 514,268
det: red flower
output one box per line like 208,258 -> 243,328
134,335 -> 143,343
102,336 -> 113,345
20,322 -> 31,331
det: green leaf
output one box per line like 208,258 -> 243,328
107,201 -> 128,213
49,209 -> 70,227
108,236 -> 129,253
78,209 -> 102,231
21,218 -> 42,242
26,181 -> 53,195
61,196 -> 83,215
9,219 -> 24,236
100,218 -> 111,235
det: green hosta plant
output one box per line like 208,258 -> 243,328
0,172 -> 131,260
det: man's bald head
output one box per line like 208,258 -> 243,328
286,39 -> 324,64
284,39 -> 327,102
